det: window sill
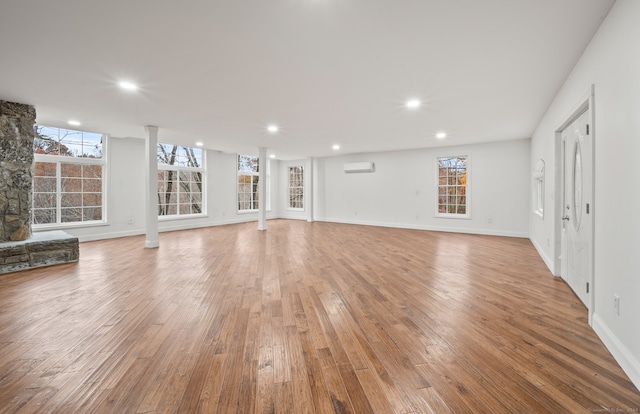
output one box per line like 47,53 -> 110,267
237,209 -> 272,215
159,214 -> 208,221
33,220 -> 109,232
434,214 -> 471,220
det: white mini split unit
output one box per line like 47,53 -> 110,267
344,162 -> 375,173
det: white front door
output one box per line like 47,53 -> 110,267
560,109 -> 592,308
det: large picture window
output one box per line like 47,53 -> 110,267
157,144 -> 204,217
32,126 -> 105,226
237,154 -> 260,211
288,166 -> 304,210
436,156 -> 469,218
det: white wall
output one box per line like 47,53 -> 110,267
529,0 -> 640,389
39,137 -> 279,242
157,150 -> 280,233
313,139 -> 531,237
46,135 -> 530,240
49,136 -> 146,241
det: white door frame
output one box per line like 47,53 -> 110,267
554,84 -> 596,325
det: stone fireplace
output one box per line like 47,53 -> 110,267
0,100 -> 78,274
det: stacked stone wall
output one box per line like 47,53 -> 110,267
0,100 -> 36,242
0,99 -> 79,274
0,231 -> 79,274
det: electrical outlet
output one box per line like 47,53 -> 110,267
613,294 -> 620,315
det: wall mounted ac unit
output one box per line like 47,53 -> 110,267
344,162 -> 375,173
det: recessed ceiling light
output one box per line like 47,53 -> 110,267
405,99 -> 421,109
68,120 -> 81,126
332,144 -> 340,150
267,124 -> 279,133
270,154 -> 276,159
195,142 -> 203,147
436,132 -> 447,139
118,81 -> 138,91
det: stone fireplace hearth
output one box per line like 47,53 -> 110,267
0,100 -> 79,274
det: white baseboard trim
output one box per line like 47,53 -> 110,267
313,217 -> 529,238
75,216 -> 528,242
278,214 -> 308,221
529,236 -> 557,275
76,229 -> 144,242
592,313 -> 640,392
75,217 -> 275,242
158,217 -> 259,233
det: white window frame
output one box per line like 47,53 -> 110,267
237,154 -> 260,212
236,154 -> 271,213
265,159 -> 271,212
435,155 -> 470,219
157,144 -> 206,219
32,127 -> 107,229
287,165 -> 304,211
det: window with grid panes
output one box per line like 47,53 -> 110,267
157,144 -> 204,217
237,154 -> 260,211
32,126 -> 105,226
288,166 -> 304,210
436,156 -> 469,218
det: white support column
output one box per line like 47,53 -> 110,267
307,157 -> 314,222
145,125 -> 159,248
258,147 -> 267,231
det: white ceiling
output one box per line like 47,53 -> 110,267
0,0 -> 614,160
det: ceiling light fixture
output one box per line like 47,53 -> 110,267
267,124 -> 279,133
332,144 -> 340,150
405,99 -> 421,109
195,142 -> 203,147
118,81 -> 138,91
436,132 -> 447,139
270,154 -> 276,159
68,120 -> 81,126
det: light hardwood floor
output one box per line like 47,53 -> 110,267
0,220 -> 638,413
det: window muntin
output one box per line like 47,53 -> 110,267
32,162 -> 57,224
238,155 -> 260,211
436,156 -> 469,218
288,166 -> 304,210
32,126 -> 105,226
238,174 -> 259,211
157,144 -> 204,217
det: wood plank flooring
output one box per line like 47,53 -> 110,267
0,220 -> 638,413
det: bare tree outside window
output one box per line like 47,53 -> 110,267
34,126 -> 102,158
436,156 -> 469,217
157,143 -> 204,216
288,166 -> 304,209
237,155 -> 260,211
32,126 -> 104,225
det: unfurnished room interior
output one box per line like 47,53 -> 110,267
0,0 -> 639,412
